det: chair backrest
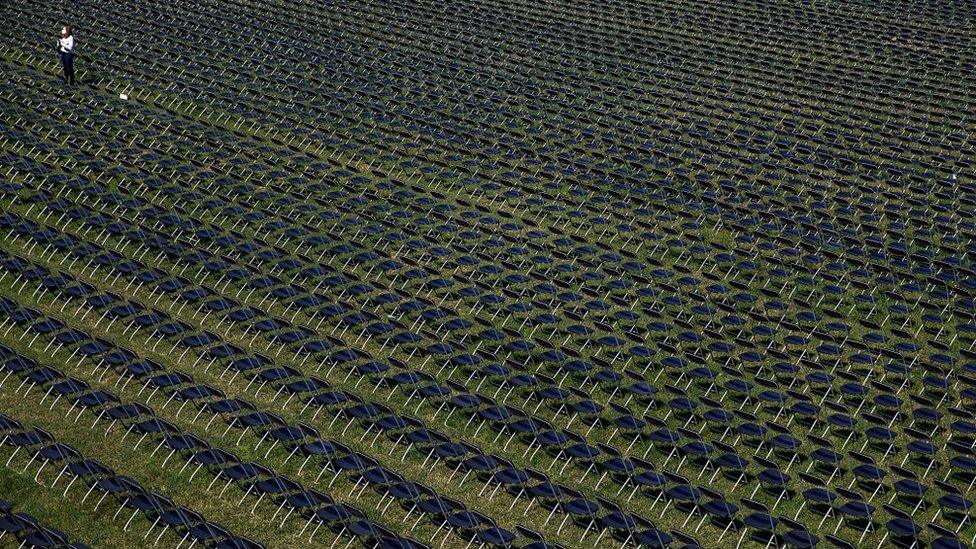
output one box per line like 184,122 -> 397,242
928,521 -> 959,539
471,510 -> 494,527
824,534 -> 856,549
836,487 -> 863,501
861,412 -> 885,426
797,472 -> 825,486
824,400 -> 848,414
713,440 -> 736,454
848,450 -> 876,465
515,525 -> 543,541
597,442 -> 621,456
733,409 -> 759,422
902,427 -> 929,443
669,529 -> 701,548
663,471 -> 689,485
754,376 -> 777,389
536,373 -> 557,386
786,389 -> 811,402
739,497 -> 768,513
595,496 -> 620,512
778,516 -> 807,532
883,503 -> 912,520
699,486 -> 723,501
946,405 -> 972,419
934,479 -> 961,495
807,434 -> 832,448
562,485 -> 585,500
948,440 -> 975,455
526,468 -> 549,483
699,395 -> 722,408
890,464 -> 918,480
644,415 -> 668,429
632,457 -> 655,470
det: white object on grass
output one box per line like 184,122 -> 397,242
119,93 -> 128,100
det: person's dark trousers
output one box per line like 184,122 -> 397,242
60,51 -> 74,85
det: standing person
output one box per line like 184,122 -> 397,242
57,25 -> 75,86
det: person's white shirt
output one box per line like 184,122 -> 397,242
58,35 -> 74,53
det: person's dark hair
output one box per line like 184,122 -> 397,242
62,25 -> 72,38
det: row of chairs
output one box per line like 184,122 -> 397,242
0,216 -> 740,544
0,1 -> 973,545
0,411 -> 258,549
3,203 -> 972,544
0,498 -> 89,549
0,247 -> 592,547
1,97 -> 976,544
